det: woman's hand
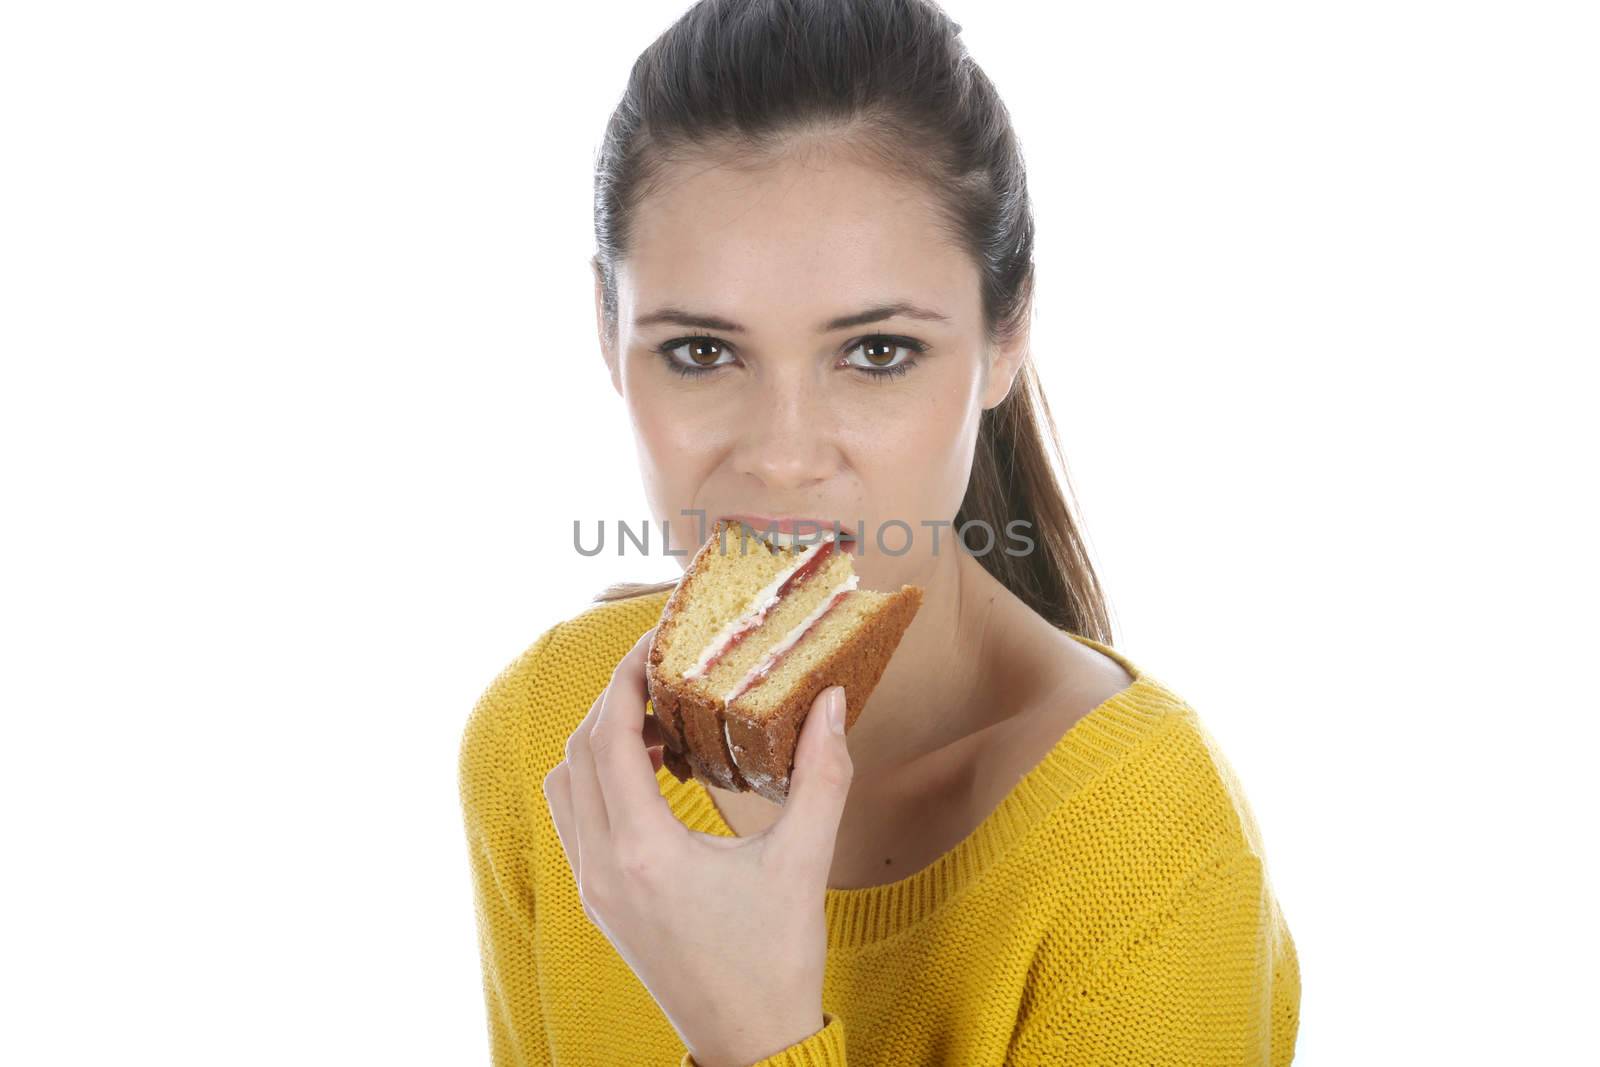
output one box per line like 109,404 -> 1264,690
543,627 -> 853,1067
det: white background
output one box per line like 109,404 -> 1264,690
2,1 -> 1595,1063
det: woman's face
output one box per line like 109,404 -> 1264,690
597,141 -> 1025,588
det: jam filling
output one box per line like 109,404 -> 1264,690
696,537 -> 838,676
724,585 -> 853,705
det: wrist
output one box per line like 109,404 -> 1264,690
687,1012 -> 827,1067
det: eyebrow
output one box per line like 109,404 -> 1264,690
633,301 -> 949,334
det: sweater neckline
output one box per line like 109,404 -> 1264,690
655,625 -> 1178,953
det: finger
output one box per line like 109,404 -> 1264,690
565,690 -> 612,877
642,714 -> 664,750
542,763 -> 578,878
590,629 -> 678,841
770,686 -> 853,865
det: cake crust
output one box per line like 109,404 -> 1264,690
723,583 -> 923,803
644,518 -> 924,805
645,519 -> 770,791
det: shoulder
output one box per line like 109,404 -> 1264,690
1020,690 -> 1297,1049
1013,651 -> 1289,971
1047,630 -> 1140,724
1071,659 -> 1271,872
1045,655 -> 1281,925
973,629 -> 1139,804
1002,629 -> 1277,898
457,589 -> 672,816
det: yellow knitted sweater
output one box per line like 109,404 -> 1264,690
458,589 -> 1300,1065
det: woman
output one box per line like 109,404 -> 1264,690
459,0 -> 1300,1062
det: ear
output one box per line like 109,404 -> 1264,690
592,260 -> 622,398
979,312 -> 1030,410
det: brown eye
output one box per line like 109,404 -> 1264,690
685,340 -> 724,366
658,336 -> 736,378
843,334 -> 925,378
861,339 -> 897,366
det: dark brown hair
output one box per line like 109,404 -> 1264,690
587,0 -> 1113,643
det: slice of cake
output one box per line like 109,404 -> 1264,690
645,518 -> 923,804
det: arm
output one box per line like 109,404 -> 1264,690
1009,847 -> 1301,1066
459,639 -> 558,1067
680,1012 -> 847,1067
546,632 -> 854,1066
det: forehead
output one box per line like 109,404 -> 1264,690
621,145 -> 979,325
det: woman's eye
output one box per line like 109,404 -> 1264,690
654,333 -> 926,381
843,335 -> 925,380
657,337 -> 737,378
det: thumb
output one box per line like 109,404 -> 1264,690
771,685 -> 853,856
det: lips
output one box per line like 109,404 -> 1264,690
722,514 -> 859,554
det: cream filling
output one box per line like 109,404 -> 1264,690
681,533 -> 841,682
724,712 -> 780,794
721,573 -> 858,706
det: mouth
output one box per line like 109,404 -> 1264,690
722,514 -> 859,554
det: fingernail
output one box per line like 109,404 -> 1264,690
826,687 -> 846,734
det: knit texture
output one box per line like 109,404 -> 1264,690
459,590 -> 1300,1065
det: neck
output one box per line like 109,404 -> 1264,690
839,546 -> 1007,781
701,544 -> 1028,833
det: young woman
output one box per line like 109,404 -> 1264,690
459,1 -> 1300,1063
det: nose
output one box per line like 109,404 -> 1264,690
730,368 -> 839,491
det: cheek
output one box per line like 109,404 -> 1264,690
625,380 -> 733,517
630,398 -> 694,461
630,401 -> 710,490
625,396 -> 732,562
839,382 -> 981,513
624,355 -> 704,451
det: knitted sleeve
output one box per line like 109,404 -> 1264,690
680,1012 -> 847,1067
1009,846 -> 1300,1066
460,630 -> 561,1067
